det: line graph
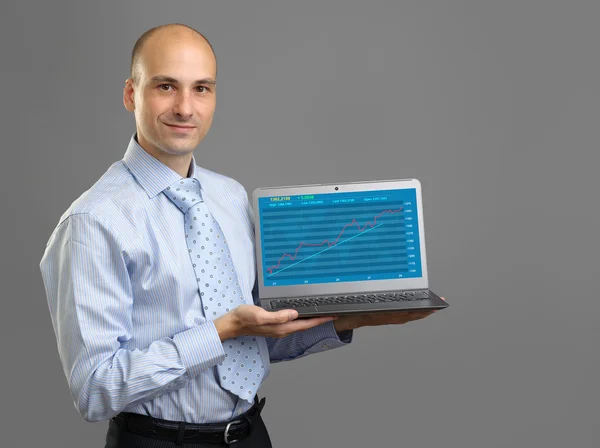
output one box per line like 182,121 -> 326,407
266,208 -> 402,275
257,188 -> 422,286
267,223 -> 383,276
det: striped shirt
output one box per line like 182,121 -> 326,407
40,135 -> 351,423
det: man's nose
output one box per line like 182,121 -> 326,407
173,91 -> 193,119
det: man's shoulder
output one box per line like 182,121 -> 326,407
60,161 -> 142,224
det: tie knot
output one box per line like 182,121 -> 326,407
164,178 -> 202,213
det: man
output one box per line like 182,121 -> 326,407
40,23 -> 439,447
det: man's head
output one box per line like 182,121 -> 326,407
123,24 -> 217,160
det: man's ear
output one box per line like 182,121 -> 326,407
123,78 -> 136,112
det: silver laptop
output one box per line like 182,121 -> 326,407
252,178 -> 448,317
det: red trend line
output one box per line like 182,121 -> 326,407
266,208 -> 403,274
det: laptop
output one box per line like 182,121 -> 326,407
252,178 -> 448,317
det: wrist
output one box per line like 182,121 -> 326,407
334,315 -> 363,333
214,313 -> 240,342
334,319 -> 351,333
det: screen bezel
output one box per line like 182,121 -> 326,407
252,178 -> 429,299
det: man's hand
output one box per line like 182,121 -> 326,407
333,297 -> 446,333
214,304 -> 336,341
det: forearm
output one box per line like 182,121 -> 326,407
267,321 -> 353,362
245,284 -> 352,361
214,311 -> 351,362
72,324 -> 225,422
40,213 -> 226,421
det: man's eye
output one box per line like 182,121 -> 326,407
197,86 -> 209,93
159,84 -> 173,91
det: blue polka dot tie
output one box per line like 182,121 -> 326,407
164,177 -> 263,403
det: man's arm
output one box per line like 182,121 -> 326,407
40,213 -> 226,422
249,282 -> 353,363
265,320 -> 353,362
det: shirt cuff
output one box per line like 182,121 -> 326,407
173,321 -> 226,378
301,320 -> 353,352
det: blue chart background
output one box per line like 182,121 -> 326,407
258,188 -> 422,287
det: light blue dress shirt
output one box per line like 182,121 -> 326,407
40,135 -> 352,423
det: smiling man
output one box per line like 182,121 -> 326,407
40,23 -> 438,447
125,26 -> 217,175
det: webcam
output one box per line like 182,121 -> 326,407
335,186 -> 339,191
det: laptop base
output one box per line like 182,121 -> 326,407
260,289 -> 448,318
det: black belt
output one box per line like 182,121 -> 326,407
111,397 -> 266,445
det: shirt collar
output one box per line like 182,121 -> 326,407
123,134 -> 200,198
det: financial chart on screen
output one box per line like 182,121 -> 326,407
257,188 -> 423,287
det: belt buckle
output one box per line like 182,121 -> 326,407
224,419 -> 243,444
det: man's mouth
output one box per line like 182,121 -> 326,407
165,123 -> 196,131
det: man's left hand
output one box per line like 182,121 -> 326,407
333,297 -> 446,333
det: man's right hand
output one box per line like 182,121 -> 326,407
214,304 -> 336,341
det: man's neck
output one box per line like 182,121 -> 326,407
135,134 -> 193,178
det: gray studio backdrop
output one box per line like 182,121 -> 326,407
2,1 -> 599,447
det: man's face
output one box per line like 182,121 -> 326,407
124,32 -> 217,157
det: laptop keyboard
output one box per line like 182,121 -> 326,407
269,290 -> 430,310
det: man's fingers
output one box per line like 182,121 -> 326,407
278,317 -> 335,334
262,316 -> 335,337
256,308 -> 299,325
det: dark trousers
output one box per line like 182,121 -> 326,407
105,413 -> 273,448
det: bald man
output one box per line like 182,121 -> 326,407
40,23 -> 438,447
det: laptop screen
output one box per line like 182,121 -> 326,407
257,188 -> 423,288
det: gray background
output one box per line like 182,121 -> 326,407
1,0 -> 598,447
